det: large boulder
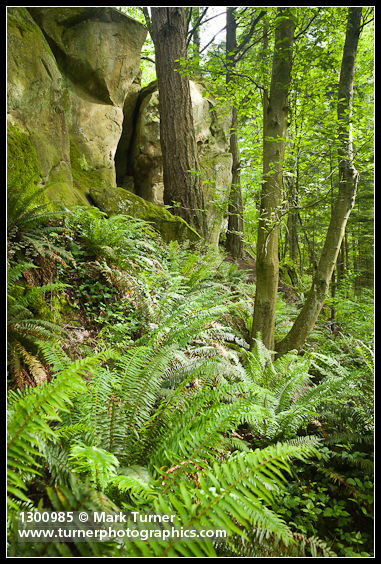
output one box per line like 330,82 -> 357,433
7,7 -> 147,204
27,7 -> 145,107
128,80 -> 233,246
28,7 -> 147,198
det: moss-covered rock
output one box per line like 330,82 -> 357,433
69,141 -> 111,197
28,7 -> 147,198
7,124 -> 41,187
7,7 -> 147,208
7,7 -> 73,190
45,180 -> 89,207
89,186 -> 201,243
7,123 -> 88,207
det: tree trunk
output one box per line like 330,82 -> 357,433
151,7 -> 207,236
225,7 -> 244,259
285,176 -> 300,264
275,8 -> 362,356
250,8 -> 295,351
191,7 -> 200,55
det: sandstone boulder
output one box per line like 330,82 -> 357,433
7,8 -> 79,201
28,7 -> 147,198
7,7 -> 146,205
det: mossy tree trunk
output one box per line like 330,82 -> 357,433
276,7 -> 362,356
151,7 -> 207,237
250,8 -> 295,352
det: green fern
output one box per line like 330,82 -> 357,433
69,444 -> 120,491
64,206 -> 161,269
123,440 -> 321,557
7,176 -> 71,265
7,263 -> 68,385
109,465 -> 158,507
239,340 -> 359,445
7,349 -> 114,507
8,476 -> 121,557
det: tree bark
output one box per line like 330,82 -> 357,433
151,7 -> 207,236
225,7 -> 244,259
191,7 -> 200,55
285,176 -> 300,264
250,8 -> 295,351
275,8 -> 362,356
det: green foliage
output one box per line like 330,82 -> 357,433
64,205 -> 161,267
7,345 -> 326,555
268,352 -> 374,556
238,340 -> 359,447
7,350 -> 113,507
7,262 -> 68,386
69,445 -> 120,491
328,284 -> 374,346
7,175 -> 71,265
7,193 -> 373,557
8,476 -> 121,557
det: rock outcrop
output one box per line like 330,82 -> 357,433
7,7 -> 233,244
7,7 -> 147,204
7,8 -> 80,202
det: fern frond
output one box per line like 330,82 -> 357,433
7,350 -> 113,505
110,465 -> 158,506
126,439 -> 320,557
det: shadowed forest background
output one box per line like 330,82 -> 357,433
7,6 -> 374,557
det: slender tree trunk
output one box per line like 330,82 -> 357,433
276,8 -> 362,356
285,176 -> 300,264
225,7 -> 244,259
191,7 -> 200,55
250,8 -> 295,351
151,7 -> 207,236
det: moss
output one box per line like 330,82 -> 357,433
70,141 -> 109,195
7,125 -> 88,207
7,124 -> 41,188
7,7 -> 54,57
8,7 -> 40,36
90,185 -> 201,243
45,181 -> 89,207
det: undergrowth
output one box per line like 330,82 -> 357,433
7,184 -> 374,557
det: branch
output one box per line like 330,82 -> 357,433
236,10 -> 266,55
186,7 -> 208,46
294,11 -> 319,41
359,8 -> 374,32
199,24 -> 227,54
185,7 -> 193,31
141,56 -> 155,65
235,32 -> 268,63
